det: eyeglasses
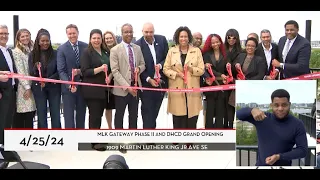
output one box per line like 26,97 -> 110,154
227,36 -> 236,40
0,33 -> 9,36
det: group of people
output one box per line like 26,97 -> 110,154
0,20 -> 313,149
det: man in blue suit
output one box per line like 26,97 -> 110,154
135,22 -> 169,129
57,24 -> 88,128
272,20 -> 311,79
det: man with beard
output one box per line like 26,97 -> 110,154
236,89 -> 308,166
135,22 -> 168,129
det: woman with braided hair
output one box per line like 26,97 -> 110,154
28,28 -> 61,129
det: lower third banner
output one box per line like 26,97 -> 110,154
77,143 -> 236,151
4,129 -> 235,151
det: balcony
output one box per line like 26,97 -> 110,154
236,145 -> 317,167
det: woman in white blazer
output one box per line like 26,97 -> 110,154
12,29 -> 36,128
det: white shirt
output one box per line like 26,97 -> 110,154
0,45 -> 15,85
262,43 -> 273,70
144,37 -> 162,82
122,41 -> 136,68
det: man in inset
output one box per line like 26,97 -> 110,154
236,89 -> 308,166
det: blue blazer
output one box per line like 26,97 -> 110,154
28,49 -> 61,90
135,35 -> 169,88
278,34 -> 311,78
57,41 -> 88,93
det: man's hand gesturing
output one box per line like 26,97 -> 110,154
251,108 -> 267,121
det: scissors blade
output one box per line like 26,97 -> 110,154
214,80 -> 224,92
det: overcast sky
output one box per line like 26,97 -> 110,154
236,80 -> 316,104
1,11 -> 320,45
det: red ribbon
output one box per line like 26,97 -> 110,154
104,65 -> 109,85
236,64 -> 245,80
36,62 -> 45,88
286,72 -> 320,80
184,65 -> 188,84
206,65 -> 216,84
269,66 -> 277,80
155,65 -> 161,85
134,70 -> 138,92
6,72 -> 320,93
224,63 -> 234,84
37,62 -> 42,79
71,69 -> 76,89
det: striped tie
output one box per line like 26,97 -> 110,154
73,44 -> 80,67
128,44 -> 135,81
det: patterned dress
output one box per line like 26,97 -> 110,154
12,47 -> 36,113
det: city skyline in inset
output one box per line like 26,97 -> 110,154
236,80 -> 316,104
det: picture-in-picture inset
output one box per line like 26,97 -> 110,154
235,80 -> 317,168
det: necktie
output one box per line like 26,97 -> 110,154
128,44 -> 135,81
283,40 -> 291,62
73,44 -> 80,67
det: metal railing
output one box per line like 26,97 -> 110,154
310,68 -> 320,90
237,145 -> 317,167
299,113 -> 316,139
310,68 -> 320,73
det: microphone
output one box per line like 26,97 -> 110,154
103,154 -> 129,169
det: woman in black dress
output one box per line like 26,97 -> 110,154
102,30 -> 118,129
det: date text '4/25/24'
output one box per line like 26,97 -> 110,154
19,135 -> 64,146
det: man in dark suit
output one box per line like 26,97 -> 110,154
272,20 -> 311,79
0,25 -> 18,148
255,29 -> 279,80
135,22 -> 168,129
57,24 -> 88,128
